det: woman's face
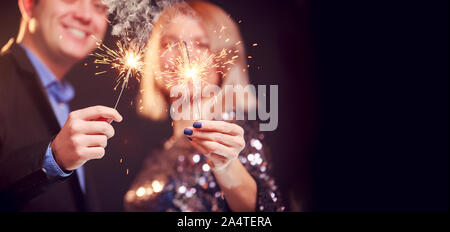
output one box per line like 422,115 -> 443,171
157,15 -> 220,97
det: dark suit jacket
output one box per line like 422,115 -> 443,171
0,41 -> 99,211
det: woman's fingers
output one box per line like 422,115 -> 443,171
188,139 -> 209,155
191,120 -> 244,136
210,153 -> 228,162
191,144 -> 231,169
190,140 -> 235,160
187,129 -> 244,148
185,120 -> 245,170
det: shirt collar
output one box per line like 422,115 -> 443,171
19,44 -> 74,104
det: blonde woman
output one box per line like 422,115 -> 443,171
124,0 -> 283,212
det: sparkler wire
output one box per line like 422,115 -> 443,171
182,41 -> 202,120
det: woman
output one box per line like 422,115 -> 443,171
124,0 -> 284,212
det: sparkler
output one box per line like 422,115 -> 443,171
182,40 -> 201,120
91,39 -> 145,109
158,41 -> 211,89
90,30 -> 239,120
157,40 -> 239,119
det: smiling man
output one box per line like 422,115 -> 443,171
0,0 -> 122,211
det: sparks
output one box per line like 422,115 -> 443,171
91,39 -> 145,109
157,41 -> 209,90
157,40 -> 238,90
155,39 -> 238,120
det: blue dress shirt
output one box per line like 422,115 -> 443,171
20,44 -> 86,194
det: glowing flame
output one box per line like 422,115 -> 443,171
157,40 -> 237,89
183,67 -> 200,81
125,52 -> 139,69
91,39 -> 145,109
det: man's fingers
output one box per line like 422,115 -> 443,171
82,121 -> 115,138
83,135 -> 108,148
192,120 -> 244,135
72,105 -> 123,122
83,147 -> 106,159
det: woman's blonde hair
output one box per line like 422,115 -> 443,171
139,0 -> 256,120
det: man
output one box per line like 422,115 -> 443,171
0,0 -> 122,211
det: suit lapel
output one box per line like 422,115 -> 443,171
7,43 -> 87,211
8,43 -> 61,136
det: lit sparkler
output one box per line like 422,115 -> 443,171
181,40 -> 202,119
158,41 -> 212,89
91,39 -> 145,109
157,40 -> 239,119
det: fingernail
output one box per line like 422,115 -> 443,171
184,128 -> 193,135
193,122 -> 202,128
186,136 -> 192,141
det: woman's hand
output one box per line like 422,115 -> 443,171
184,120 -> 245,170
184,120 -> 256,211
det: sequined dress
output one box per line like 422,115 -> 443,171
124,120 -> 284,212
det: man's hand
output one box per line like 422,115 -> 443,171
50,106 -> 123,171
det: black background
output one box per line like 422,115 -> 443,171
0,0 -> 448,211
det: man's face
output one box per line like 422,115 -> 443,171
31,0 -> 108,62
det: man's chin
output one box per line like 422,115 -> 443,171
59,49 -> 91,63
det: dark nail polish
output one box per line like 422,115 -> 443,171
184,128 -> 193,135
193,122 -> 202,128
